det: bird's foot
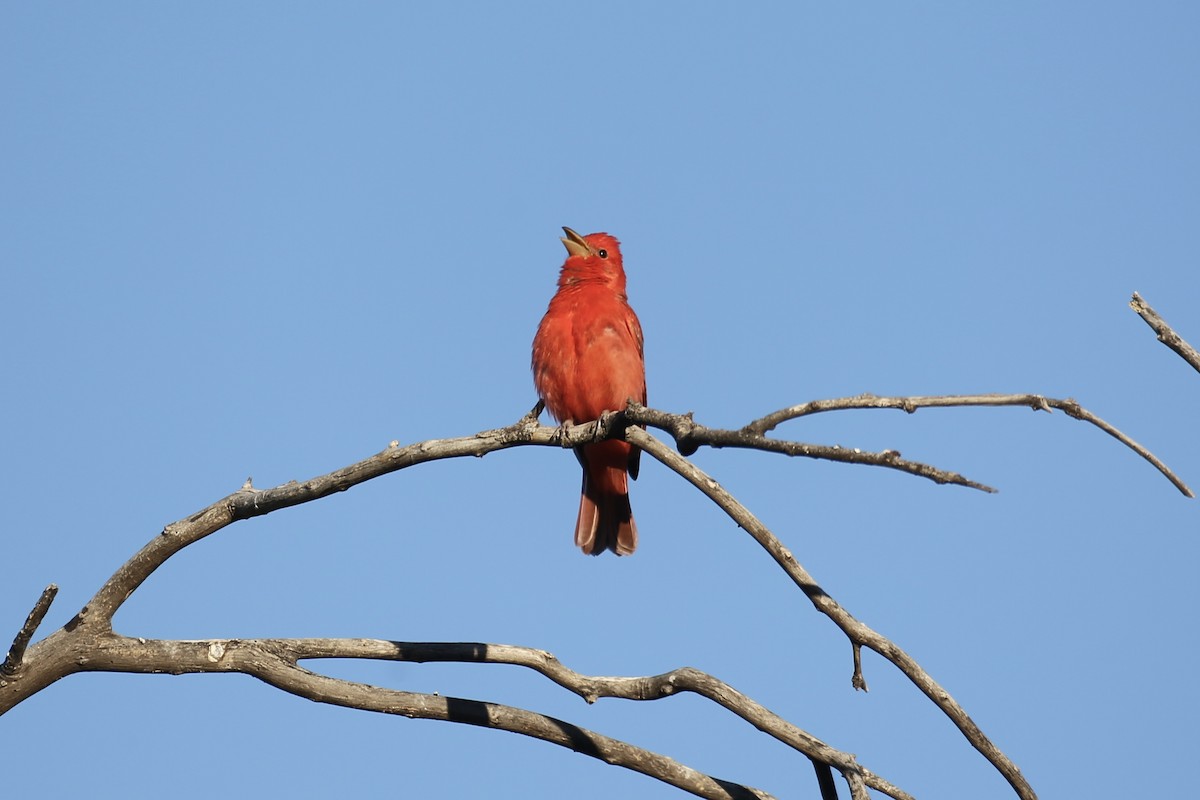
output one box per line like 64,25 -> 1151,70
594,412 -> 612,441
552,418 -> 576,446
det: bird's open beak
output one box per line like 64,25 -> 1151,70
561,226 -> 591,259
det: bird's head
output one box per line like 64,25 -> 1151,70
558,227 -> 626,289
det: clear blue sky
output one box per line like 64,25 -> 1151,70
3,4 -> 1197,799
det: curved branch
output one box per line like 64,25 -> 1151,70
78,417 -> 555,627
67,634 -> 773,800
731,393 -> 1191,498
287,639 -> 909,800
625,406 -> 997,492
7,624 -> 912,799
1131,292 -> 1200,375
625,426 -> 1038,800
254,667 -> 773,800
11,389 -> 1172,799
70,394 -> 1184,633
74,401 -> 1029,632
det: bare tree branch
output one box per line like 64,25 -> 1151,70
71,400 -> 1045,633
1130,292 -> 1200,375
250,666 -> 774,800
35,634 -> 908,800
64,395 -> 1185,636
1,403 -> 931,798
626,426 -> 1037,800
728,393 -> 1192,498
84,633 -> 777,796
2,615 -> 915,797
625,405 -> 997,492
1,585 -> 58,677
12,389 -> 1174,799
4,630 -> 775,798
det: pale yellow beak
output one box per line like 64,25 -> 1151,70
560,226 -> 591,259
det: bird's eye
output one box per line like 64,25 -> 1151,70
597,249 -> 608,258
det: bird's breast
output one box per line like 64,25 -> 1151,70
533,291 -> 644,424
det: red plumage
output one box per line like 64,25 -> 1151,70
532,227 -> 646,556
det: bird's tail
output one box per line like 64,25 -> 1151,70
575,441 -> 638,556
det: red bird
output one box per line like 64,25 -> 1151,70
532,227 -> 647,556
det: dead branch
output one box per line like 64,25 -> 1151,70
1131,292 -> 1200,375
625,405 -> 997,492
68,400 -> 1057,633
1,585 -> 58,677
723,393 -> 1191,498
117,637 -> 782,799
8,390 -> 1178,799
625,426 -> 1037,800
21,633 -> 910,800
57,395 -> 1184,638
1,405 -> 929,799
3,628 -> 775,799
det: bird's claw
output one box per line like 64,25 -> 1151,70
552,419 -> 576,447
594,411 -> 614,440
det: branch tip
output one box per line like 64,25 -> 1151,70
1129,291 -> 1200,375
851,643 -> 868,692
724,393 -> 1188,497
3,584 -> 59,677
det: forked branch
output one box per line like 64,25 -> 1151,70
634,393 -> 1190,497
6,391 -> 1181,800
626,405 -> 998,492
626,426 -> 1037,800
51,634 -> 916,800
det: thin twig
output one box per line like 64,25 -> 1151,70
624,406 -> 997,492
1131,292 -> 1200,375
851,644 -> 866,692
2,585 -> 58,678
626,426 -> 1038,800
736,393 -> 1192,498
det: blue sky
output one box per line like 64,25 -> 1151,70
3,4 -> 1197,798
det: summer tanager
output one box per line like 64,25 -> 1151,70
532,227 -> 646,556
